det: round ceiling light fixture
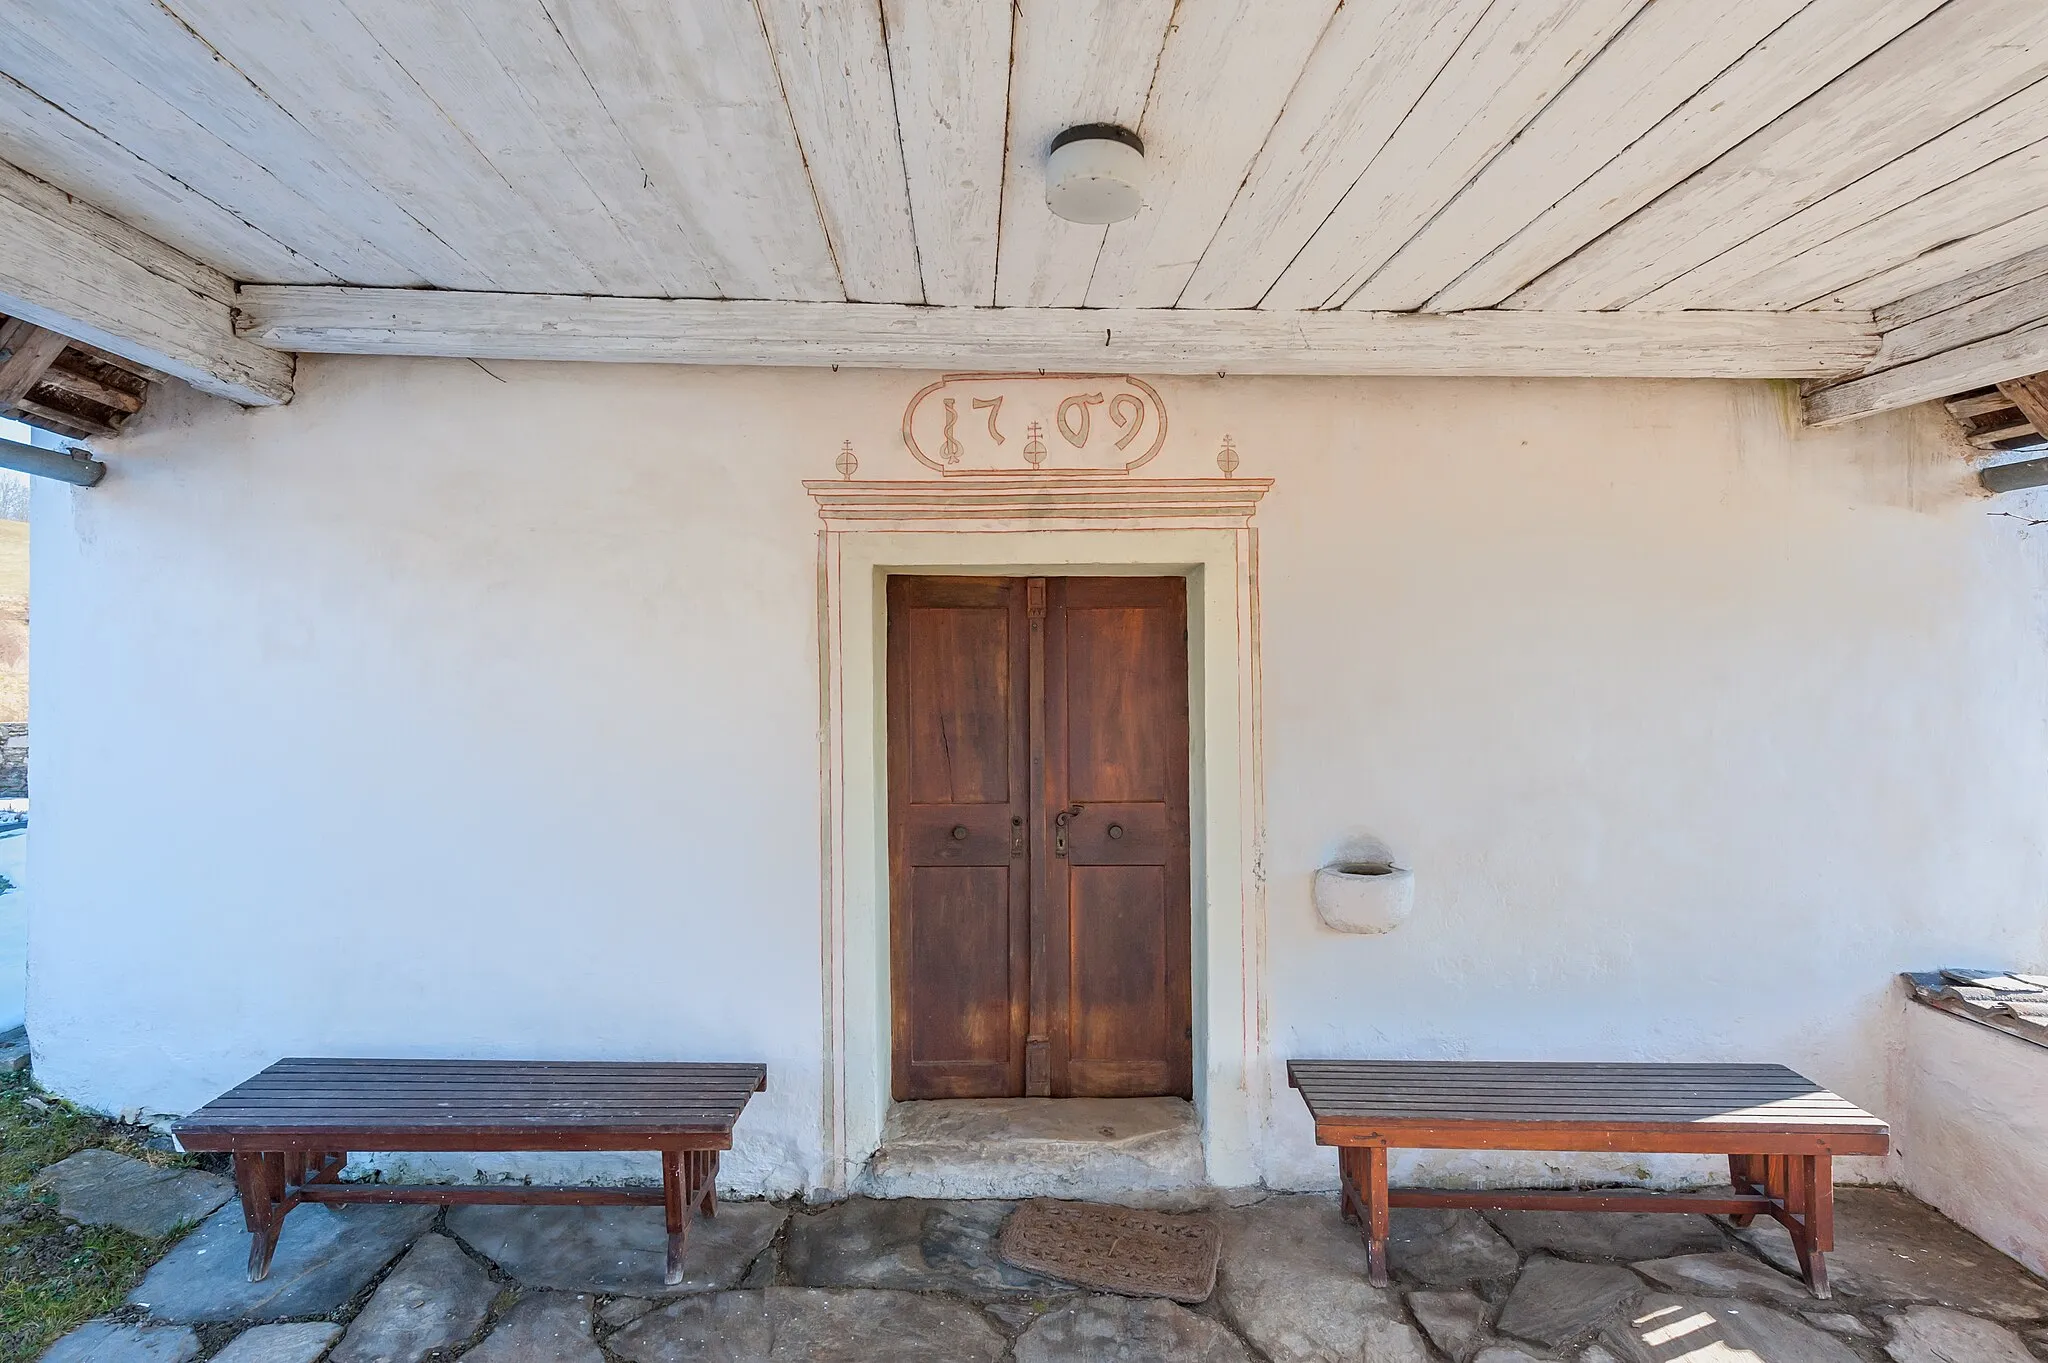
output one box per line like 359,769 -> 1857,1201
1046,124 -> 1146,224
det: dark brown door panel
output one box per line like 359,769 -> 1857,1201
888,574 -> 1190,1102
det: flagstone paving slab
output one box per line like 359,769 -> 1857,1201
1489,1209 -> 1725,1261
1013,1294 -> 1251,1363
1386,1209 -> 1522,1285
596,1295 -> 654,1329
1406,1288 -> 1488,1361
38,1320 -> 200,1363
206,1322 -> 343,1363
128,1203 -> 436,1323
1804,1311 -> 1873,1336
607,1287 -> 1007,1363
1881,1304 -> 2036,1363
782,1198 -> 1068,1297
1632,1250 -> 1811,1303
1738,1189 -> 2048,1322
1495,1255 -> 1639,1348
328,1233 -> 497,1363
462,1291 -> 605,1363
36,1150 -> 236,1240
1213,1196 -> 1432,1363
1598,1294 -> 1861,1363
1471,1349 -> 1546,1363
447,1202 -> 783,1296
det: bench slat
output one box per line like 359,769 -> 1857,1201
172,1058 -> 768,1147
1288,1060 -> 1885,1135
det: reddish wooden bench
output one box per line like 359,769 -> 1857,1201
1288,1059 -> 1888,1298
173,1058 -> 767,1284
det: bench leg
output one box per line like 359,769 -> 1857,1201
661,1149 -> 691,1287
691,1150 -> 718,1218
1726,1155 -> 1760,1227
1792,1154 -> 1832,1300
1338,1146 -> 1391,1287
234,1152 -> 291,1282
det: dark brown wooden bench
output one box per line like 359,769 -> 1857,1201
173,1058 -> 767,1284
1288,1059 -> 1888,1298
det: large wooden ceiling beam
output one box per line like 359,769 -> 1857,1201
1803,323 -> 2048,426
0,160 -> 293,408
234,287 -> 1877,380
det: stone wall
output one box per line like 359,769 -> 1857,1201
0,723 -> 26,798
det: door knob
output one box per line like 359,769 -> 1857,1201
1107,823 -> 1124,840
951,825 -> 969,841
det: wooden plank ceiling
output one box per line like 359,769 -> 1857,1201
0,0 -> 2045,421
0,0 -> 2036,317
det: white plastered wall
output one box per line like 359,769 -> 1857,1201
1893,1000 -> 2048,1276
26,357 -> 2048,1201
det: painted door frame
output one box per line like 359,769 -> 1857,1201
807,479 -> 1271,1194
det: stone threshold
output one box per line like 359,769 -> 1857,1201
855,1096 -> 1219,1207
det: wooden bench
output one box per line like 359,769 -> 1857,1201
173,1058 -> 767,1285
1288,1060 -> 1888,1298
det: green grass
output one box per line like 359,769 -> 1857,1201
0,1070 -> 198,1363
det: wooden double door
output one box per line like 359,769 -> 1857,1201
887,575 -> 1193,1101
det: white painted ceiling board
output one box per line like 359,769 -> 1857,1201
0,0 -> 445,286
234,285 -> 1879,378
538,0 -> 844,300
0,74 -> 335,286
1177,0 -> 1493,310
1638,77 -> 2048,310
1678,139 -> 2048,311
1267,0 -> 1654,312
0,157 -> 231,307
1427,0 -> 1947,311
1878,243 -> 2048,331
1512,0 -> 2048,310
756,0 -> 922,302
334,0 -> 696,297
1345,0 -> 1808,313
1083,0 -> 1339,308
436,0 -> 719,298
881,0 -> 1010,307
993,0 -> 1180,308
166,0 -> 607,293
1817,202 -> 2048,311
1871,272 -> 2048,371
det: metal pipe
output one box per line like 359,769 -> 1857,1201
1980,455 -> 2048,494
0,433 -> 104,487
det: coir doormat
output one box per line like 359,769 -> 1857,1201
996,1200 -> 1220,1302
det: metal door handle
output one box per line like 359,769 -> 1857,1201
1053,804 -> 1082,857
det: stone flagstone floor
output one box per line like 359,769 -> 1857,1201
34,1162 -> 2048,1362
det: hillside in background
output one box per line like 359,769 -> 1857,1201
0,520 -> 26,723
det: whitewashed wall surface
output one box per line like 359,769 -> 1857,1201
26,357 -> 2048,1198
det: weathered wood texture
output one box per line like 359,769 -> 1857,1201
1806,324 -> 2048,425
175,1058 -> 767,1286
4,0 -> 2046,369
1805,232 -> 2048,426
1998,373 -> 2048,441
0,159 -> 291,406
0,313 -> 153,438
235,288 -> 1878,378
887,575 -> 1192,1101
888,576 -> 1032,1101
1290,1059 -> 1888,1298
